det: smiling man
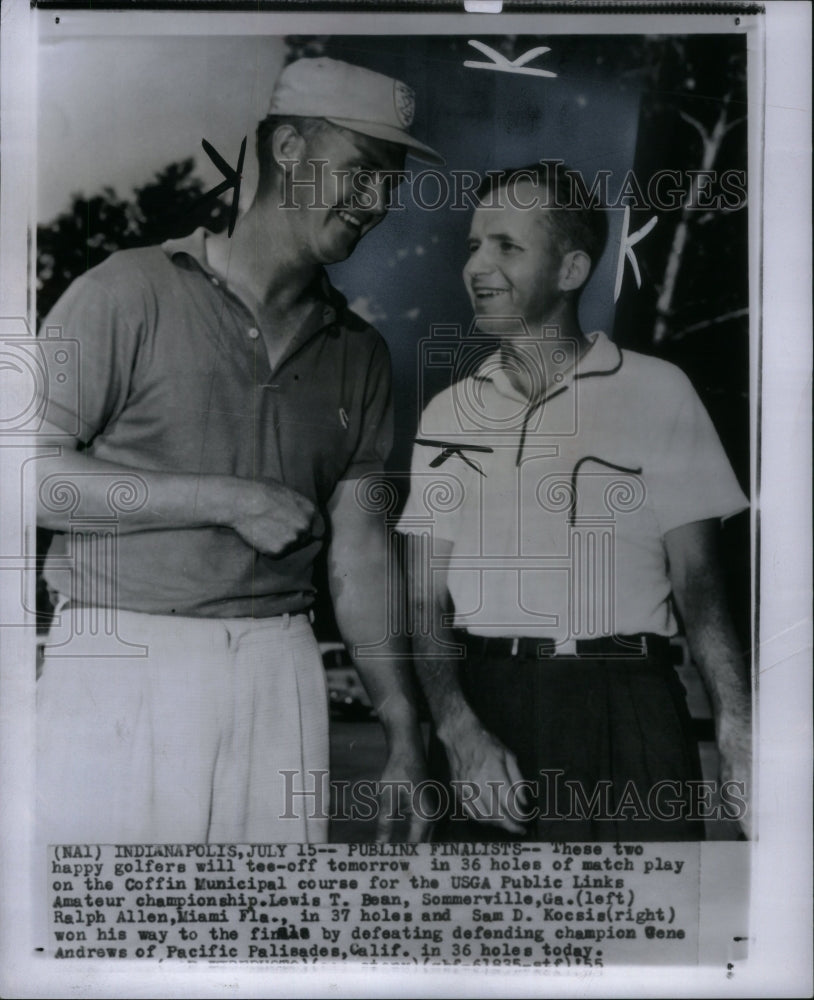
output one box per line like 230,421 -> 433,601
398,162 -> 751,842
36,58 -> 442,846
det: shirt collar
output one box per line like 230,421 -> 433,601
161,227 -> 342,330
161,227 -> 211,269
477,331 -> 622,403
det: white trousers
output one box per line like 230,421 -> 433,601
36,609 -> 330,845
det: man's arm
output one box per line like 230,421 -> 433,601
665,518 -> 753,835
406,535 -> 528,835
36,423 -> 318,556
325,479 -> 429,842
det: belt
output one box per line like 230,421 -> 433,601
459,632 -> 671,661
51,594 -> 315,625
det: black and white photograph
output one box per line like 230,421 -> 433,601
0,2 -> 810,996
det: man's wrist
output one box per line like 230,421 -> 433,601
710,685 -> 752,724
375,693 -> 422,740
715,703 -> 752,742
207,475 -> 258,528
435,700 -> 481,748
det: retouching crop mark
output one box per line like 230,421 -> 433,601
197,136 -> 247,237
614,205 -> 658,302
464,40 -> 557,79
417,438 -> 493,477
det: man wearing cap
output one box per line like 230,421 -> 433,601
36,58 -> 442,844
398,162 -> 751,842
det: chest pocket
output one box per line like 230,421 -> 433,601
566,455 -> 645,524
272,381 -> 354,500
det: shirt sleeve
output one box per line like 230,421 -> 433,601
396,390 -> 471,543
340,334 -> 394,480
38,263 -> 142,445
646,372 -> 749,536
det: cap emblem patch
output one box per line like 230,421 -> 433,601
393,81 -> 415,128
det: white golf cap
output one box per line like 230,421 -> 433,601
268,57 -> 445,165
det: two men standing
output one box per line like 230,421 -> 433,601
37,59 -> 750,846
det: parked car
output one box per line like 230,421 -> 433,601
320,642 -> 375,720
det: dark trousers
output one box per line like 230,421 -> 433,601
430,635 -> 705,842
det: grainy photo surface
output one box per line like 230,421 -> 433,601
0,4 -> 811,997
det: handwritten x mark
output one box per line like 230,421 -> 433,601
417,438 -> 493,477
198,136 -> 247,237
464,40 -> 557,79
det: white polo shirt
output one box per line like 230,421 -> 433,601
397,331 -> 748,642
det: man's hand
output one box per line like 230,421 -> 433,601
405,534 -> 532,835
716,708 -> 753,838
438,708 -> 530,836
665,519 -> 753,838
325,479 -> 429,842
229,479 -> 321,556
375,741 -> 432,844
36,422 -> 321,554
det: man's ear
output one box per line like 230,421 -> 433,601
270,123 -> 307,170
558,250 -> 592,293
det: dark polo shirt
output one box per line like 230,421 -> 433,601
42,229 -> 393,618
